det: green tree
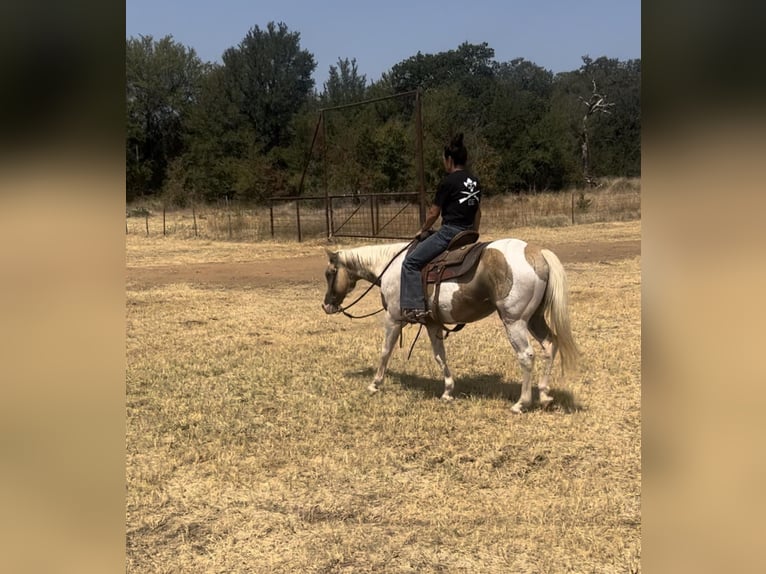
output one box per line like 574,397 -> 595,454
484,59 -> 558,191
222,22 -> 316,151
172,65 -> 253,204
126,35 -> 205,200
581,57 -> 641,178
126,25 -> 641,206
322,58 -> 367,107
375,120 -> 412,192
387,42 -> 495,96
420,85 -> 475,188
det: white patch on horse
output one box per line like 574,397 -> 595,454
499,239 -> 546,318
432,282 -> 460,324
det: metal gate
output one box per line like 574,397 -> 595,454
289,90 -> 427,241
268,192 -> 421,241
328,192 -> 420,240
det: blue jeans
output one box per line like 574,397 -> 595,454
400,224 -> 464,310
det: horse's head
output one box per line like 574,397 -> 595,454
322,250 -> 358,314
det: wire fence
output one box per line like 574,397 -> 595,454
126,185 -> 640,242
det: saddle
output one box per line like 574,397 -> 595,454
422,230 -> 487,284
409,230 -> 490,325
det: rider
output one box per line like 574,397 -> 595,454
400,133 -> 482,324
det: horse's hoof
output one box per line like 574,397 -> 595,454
510,403 -> 525,415
367,384 -> 380,394
440,394 -> 454,402
540,395 -> 554,409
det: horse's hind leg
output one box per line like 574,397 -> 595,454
369,316 -> 402,394
529,309 -> 556,409
426,324 -> 455,401
503,319 -> 535,414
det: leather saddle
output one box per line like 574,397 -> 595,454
408,230 -> 490,326
422,230 -> 488,284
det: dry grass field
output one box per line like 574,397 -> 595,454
126,220 -> 641,573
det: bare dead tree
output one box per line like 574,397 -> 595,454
580,80 -> 615,187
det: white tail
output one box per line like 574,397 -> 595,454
541,249 -> 580,373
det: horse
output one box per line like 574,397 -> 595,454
321,237 -> 579,414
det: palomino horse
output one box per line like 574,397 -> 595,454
322,238 -> 579,413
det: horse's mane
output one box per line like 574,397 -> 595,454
339,242 -> 409,276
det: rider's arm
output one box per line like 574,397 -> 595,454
419,204 -> 441,235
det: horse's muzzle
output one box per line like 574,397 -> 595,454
322,303 -> 340,314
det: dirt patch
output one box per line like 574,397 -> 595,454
126,239 -> 639,290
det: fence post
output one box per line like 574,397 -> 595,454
296,200 -> 302,242
192,203 -> 198,237
329,196 -> 335,238
269,201 -> 275,239
571,191 -> 575,225
370,195 -> 376,236
163,205 -> 166,236
145,213 -> 149,236
225,196 -> 232,239
520,195 -> 526,227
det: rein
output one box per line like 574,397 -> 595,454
335,240 -> 414,319
331,240 -> 467,353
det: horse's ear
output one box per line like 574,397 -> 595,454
325,248 -> 339,264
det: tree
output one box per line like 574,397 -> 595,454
386,42 -> 495,97
322,58 -> 367,106
126,27 -> 641,205
576,56 -> 641,180
579,79 -> 615,186
484,59 -> 556,191
126,35 -> 205,200
174,65 -> 253,204
222,22 -> 316,151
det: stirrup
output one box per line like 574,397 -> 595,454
401,309 -> 429,324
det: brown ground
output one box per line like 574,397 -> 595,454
127,238 -> 640,289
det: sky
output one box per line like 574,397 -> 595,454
126,0 -> 640,89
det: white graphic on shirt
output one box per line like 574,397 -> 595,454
458,177 -> 480,204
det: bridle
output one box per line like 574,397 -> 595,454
327,241 -> 414,320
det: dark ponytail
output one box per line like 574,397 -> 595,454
443,133 -> 467,166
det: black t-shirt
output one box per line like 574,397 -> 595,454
433,170 -> 481,228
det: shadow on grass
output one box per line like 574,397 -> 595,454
350,368 -> 583,413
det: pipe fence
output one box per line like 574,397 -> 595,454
126,187 -> 640,242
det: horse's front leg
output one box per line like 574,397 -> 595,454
368,314 -> 403,394
426,324 -> 455,401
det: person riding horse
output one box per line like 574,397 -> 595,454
400,133 -> 482,324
